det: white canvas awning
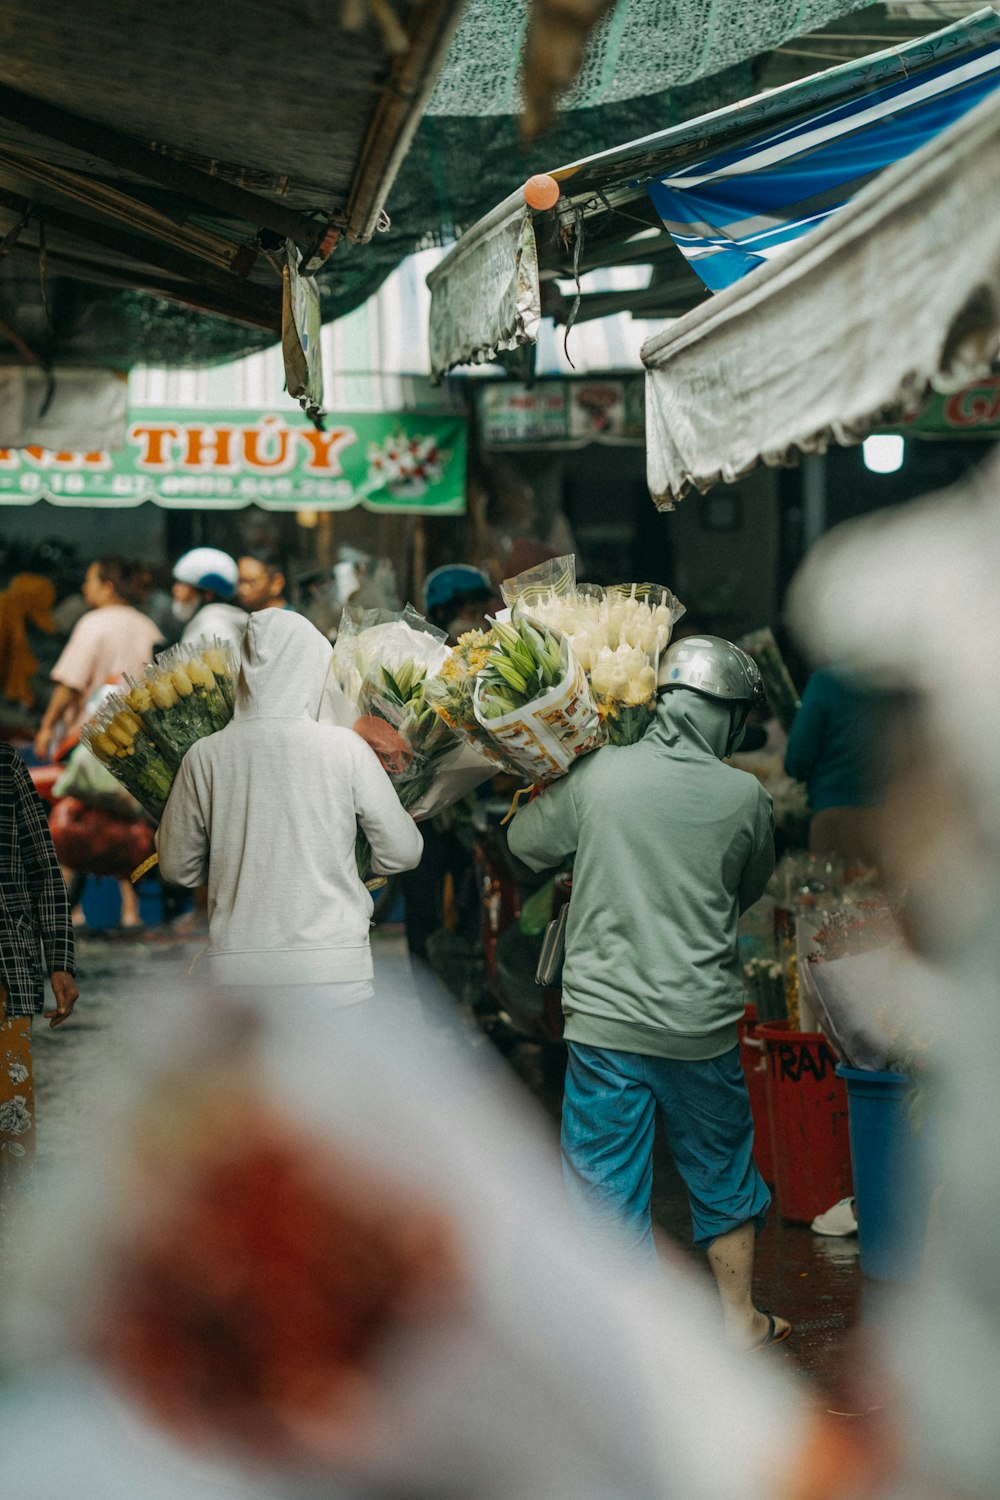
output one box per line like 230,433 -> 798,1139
641,88 -> 1000,508
426,196 -> 541,376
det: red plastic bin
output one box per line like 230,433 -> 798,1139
737,1006 -> 774,1188
758,1020 -> 853,1224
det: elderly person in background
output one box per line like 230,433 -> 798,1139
1,743 -> 78,1207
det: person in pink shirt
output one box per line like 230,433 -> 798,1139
34,557 -> 162,930
35,557 -> 162,761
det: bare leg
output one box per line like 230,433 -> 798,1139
706,1221 -> 790,1348
118,879 -> 143,928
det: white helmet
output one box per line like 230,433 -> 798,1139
172,547 -> 239,600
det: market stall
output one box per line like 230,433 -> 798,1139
641,82 -> 1000,507
426,9 -> 1000,379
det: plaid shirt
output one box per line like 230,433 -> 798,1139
0,744 -> 75,1017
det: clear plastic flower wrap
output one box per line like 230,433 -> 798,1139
738,627 -> 801,731
423,628 -> 523,777
335,607 -> 484,878
501,555 -> 684,746
82,639 -> 238,821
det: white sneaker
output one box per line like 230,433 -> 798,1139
811,1196 -> 858,1236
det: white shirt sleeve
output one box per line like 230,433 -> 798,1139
155,753 -> 210,888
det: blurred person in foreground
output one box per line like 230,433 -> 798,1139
1,742 -> 78,1210
237,548 -> 292,613
509,636 -> 787,1350
34,556 -> 161,761
784,665 -> 884,866
0,974 -> 872,1500
170,547 -> 246,654
788,449 -> 1000,1499
156,609 -> 422,1016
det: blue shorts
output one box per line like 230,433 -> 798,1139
561,1041 -> 770,1262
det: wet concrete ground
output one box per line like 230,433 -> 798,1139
30,925 -> 875,1404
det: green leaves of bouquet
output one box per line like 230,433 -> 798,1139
477,618 -> 564,720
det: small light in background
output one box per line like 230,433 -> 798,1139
862,434 -> 905,474
296,508 -> 320,529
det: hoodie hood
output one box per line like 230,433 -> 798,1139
647,687 -> 733,760
235,609 -> 334,721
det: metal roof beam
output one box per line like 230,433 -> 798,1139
0,146 -> 260,276
0,189 -> 281,328
0,83 -> 332,255
6,240 -> 280,333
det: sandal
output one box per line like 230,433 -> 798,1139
749,1310 -> 792,1351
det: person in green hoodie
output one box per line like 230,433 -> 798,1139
508,635 -> 789,1350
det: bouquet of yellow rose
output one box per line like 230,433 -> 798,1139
82,640 -> 238,821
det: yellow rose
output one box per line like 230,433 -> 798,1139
107,716 -> 136,749
127,683 -> 153,714
149,675 -> 178,710
202,647 -> 229,677
171,667 -> 194,697
90,732 -> 120,762
186,657 -> 215,689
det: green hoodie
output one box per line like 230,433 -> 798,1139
507,691 -> 774,1060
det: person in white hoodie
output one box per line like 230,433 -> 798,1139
156,609 -> 423,1005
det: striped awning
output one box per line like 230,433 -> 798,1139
641,87 -> 1000,507
647,21 -> 1000,291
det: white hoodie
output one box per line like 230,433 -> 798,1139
156,610 -> 423,986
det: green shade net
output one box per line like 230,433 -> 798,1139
54,0 -> 871,366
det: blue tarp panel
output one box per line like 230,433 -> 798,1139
647,35 -> 1000,292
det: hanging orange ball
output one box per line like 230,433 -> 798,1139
523,174 -> 561,211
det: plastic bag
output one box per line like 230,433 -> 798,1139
49,797 -> 156,879
53,744 -> 142,819
500,553 -> 576,613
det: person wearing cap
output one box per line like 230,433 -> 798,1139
423,564 -> 495,646
508,636 -> 788,1350
171,547 -> 247,654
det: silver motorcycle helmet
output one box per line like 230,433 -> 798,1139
656,635 -> 764,707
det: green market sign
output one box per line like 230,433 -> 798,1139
0,408 -> 467,513
899,377 -> 1000,437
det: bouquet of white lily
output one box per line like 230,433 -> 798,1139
502,556 -> 684,745
335,608 -> 494,877
423,628 -> 524,778
472,615 -> 604,783
82,639 -> 238,820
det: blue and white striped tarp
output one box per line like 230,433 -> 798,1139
647,37 -> 1000,293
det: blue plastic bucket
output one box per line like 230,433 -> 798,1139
81,874 -> 122,930
837,1064 -> 930,1281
